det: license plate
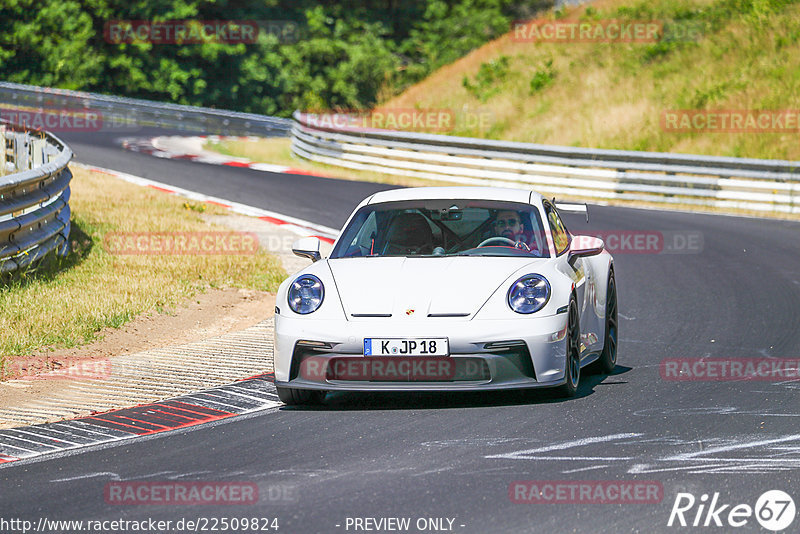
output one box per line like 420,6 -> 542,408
364,338 -> 449,356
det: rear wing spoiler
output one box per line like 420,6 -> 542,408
553,200 -> 589,223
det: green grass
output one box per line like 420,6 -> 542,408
205,138 -> 458,188
204,0 -> 800,221
383,0 -> 800,161
0,166 -> 286,362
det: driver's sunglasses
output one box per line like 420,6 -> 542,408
495,218 -> 520,228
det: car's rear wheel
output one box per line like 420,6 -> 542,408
595,271 -> 618,374
556,298 -> 581,397
276,386 -> 326,405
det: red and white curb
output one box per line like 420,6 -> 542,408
72,162 -> 338,243
121,135 -> 326,177
0,160 -> 335,465
0,373 -> 279,467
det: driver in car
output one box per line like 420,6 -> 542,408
490,210 -> 539,253
494,210 -> 524,242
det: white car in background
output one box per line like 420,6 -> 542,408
272,187 -> 617,404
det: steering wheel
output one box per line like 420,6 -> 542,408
477,236 -> 516,247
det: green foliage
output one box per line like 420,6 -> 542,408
279,7 -> 398,111
462,56 -> 510,101
0,0 -> 547,115
398,0 -> 512,89
529,58 -> 555,93
183,201 -> 207,213
0,0 -> 103,88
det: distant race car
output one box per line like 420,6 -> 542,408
272,187 -> 617,404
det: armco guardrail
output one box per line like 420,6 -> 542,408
0,82 -> 291,137
0,120 -> 72,274
291,111 -> 800,214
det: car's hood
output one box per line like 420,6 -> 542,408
327,256 -> 542,319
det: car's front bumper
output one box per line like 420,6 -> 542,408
273,314 -> 570,391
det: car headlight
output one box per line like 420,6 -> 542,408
507,274 -> 550,314
288,275 -> 324,314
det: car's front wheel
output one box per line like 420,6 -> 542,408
556,298 -> 581,397
276,386 -> 326,405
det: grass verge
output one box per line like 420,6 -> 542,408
205,137 -> 458,188
204,0 -> 800,222
383,0 -> 800,160
0,166 -> 286,361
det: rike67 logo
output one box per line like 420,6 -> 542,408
668,490 -> 795,531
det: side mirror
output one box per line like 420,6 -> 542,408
292,237 -> 322,262
569,235 -> 604,260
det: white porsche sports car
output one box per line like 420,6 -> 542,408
273,187 -> 617,404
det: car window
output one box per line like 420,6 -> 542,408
544,202 -> 570,256
347,211 -> 378,254
331,200 -> 550,259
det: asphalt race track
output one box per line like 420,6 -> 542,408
2,128 -> 799,533
57,127 -> 391,228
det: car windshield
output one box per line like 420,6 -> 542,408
330,200 -> 550,259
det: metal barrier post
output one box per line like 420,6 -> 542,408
0,120 -> 74,274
